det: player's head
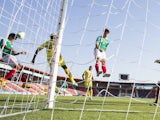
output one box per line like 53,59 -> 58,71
89,66 -> 92,70
103,28 -> 110,37
50,34 -> 57,40
104,28 -> 110,34
8,33 -> 17,41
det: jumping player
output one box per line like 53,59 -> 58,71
94,28 -> 110,77
150,59 -> 160,106
31,34 -> 78,86
82,66 -> 94,99
149,82 -> 160,106
153,82 -> 160,106
0,33 -> 26,87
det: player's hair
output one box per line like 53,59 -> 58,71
50,34 -> 54,39
50,34 -> 56,39
89,66 -> 92,70
8,33 -> 16,40
104,28 -> 110,33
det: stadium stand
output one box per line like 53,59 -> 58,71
0,60 -> 157,98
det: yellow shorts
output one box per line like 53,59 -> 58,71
48,57 -> 66,67
84,81 -> 92,88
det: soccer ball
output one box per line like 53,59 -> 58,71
16,32 -> 25,39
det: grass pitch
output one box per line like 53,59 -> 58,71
0,95 -> 160,120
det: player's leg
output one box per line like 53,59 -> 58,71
89,81 -> 93,99
85,82 -> 90,96
86,87 -> 93,100
101,59 -> 106,73
58,56 -> 78,86
5,69 -> 17,80
89,87 -> 93,97
149,85 -> 160,106
4,56 -> 21,80
95,58 -> 102,76
61,65 -> 78,86
154,86 -> 160,105
85,81 -> 93,100
1,55 -> 19,87
101,57 -> 110,77
95,49 -> 102,76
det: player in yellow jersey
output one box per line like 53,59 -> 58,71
31,34 -> 78,86
82,66 -> 94,99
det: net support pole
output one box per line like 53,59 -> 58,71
47,0 -> 68,109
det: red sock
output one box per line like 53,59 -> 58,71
102,65 -> 107,74
95,63 -> 99,73
5,69 -> 17,80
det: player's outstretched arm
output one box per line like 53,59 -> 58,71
82,73 -> 85,81
13,51 -> 27,55
31,49 -> 39,64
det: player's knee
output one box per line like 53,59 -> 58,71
65,68 -> 70,74
102,60 -> 106,65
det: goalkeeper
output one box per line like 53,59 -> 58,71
0,32 -> 26,87
31,34 -> 78,86
82,66 -> 94,99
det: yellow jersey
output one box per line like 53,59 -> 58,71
38,39 -> 56,62
83,70 -> 93,82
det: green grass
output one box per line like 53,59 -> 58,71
0,95 -> 160,120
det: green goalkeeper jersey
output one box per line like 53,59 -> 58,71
96,36 -> 109,51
